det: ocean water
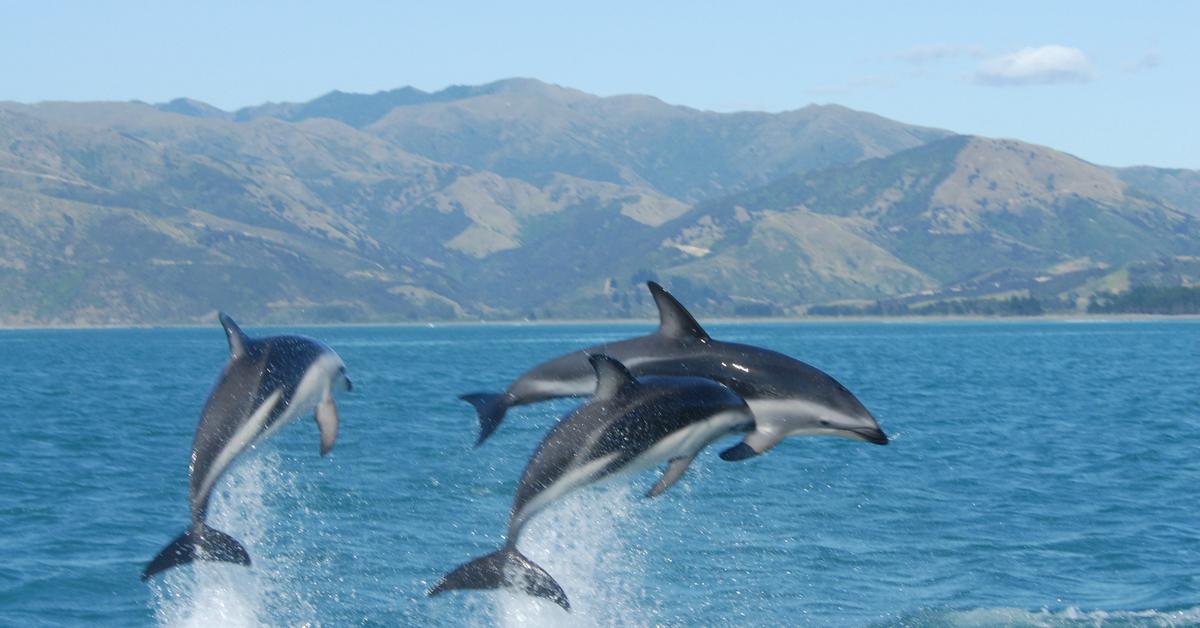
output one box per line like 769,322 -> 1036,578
1,320 -> 1198,627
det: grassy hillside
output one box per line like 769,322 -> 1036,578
1,81 -> 1197,324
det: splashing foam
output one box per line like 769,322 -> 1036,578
150,451 -> 318,627
485,485 -> 658,628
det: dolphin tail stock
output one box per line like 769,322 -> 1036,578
427,546 -> 570,611
459,392 -> 510,447
141,525 -> 251,581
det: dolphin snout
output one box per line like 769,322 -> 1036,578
853,426 -> 889,445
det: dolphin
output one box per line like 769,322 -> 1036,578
429,354 -> 754,610
462,282 -> 887,459
142,313 -> 352,581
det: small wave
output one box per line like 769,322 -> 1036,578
885,604 -> 1200,627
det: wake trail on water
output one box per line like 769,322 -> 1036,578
481,485 -> 659,628
149,452 -> 318,628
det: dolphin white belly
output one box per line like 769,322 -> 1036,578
747,398 -> 861,436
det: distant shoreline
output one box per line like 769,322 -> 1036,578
3,312 -> 1200,331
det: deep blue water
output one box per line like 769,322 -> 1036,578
1,321 -> 1198,627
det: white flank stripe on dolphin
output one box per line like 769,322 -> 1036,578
258,352 -> 344,442
746,398 -> 864,436
611,355 -> 654,370
511,452 -> 620,536
195,352 -> 345,513
526,376 -> 596,397
629,410 -> 750,475
196,388 -> 283,505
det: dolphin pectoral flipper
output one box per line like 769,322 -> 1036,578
315,394 -> 339,456
720,428 -> 784,461
646,455 -> 695,498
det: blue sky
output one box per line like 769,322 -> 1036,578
2,1 -> 1196,168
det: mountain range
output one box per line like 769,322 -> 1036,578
1,78 -> 1197,325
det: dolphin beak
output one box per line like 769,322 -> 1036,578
853,426 -> 889,445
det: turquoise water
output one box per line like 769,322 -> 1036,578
1,321 -> 1198,627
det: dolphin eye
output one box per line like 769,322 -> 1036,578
819,420 -> 831,427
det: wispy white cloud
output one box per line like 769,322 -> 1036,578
974,45 -> 1095,86
1124,51 -> 1162,72
898,43 -> 986,65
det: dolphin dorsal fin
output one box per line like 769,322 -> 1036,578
218,312 -> 250,360
588,354 -> 638,400
647,282 -> 711,342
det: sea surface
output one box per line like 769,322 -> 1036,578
1,321 -> 1198,627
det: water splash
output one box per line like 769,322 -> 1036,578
149,451 -> 318,627
484,485 -> 659,628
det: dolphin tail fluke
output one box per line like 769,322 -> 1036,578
460,392 -> 509,447
141,526 -> 251,581
427,547 -> 570,611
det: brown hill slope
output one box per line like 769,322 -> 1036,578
2,82 -> 1197,324
623,136 -> 1200,314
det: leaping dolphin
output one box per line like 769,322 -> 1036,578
462,282 -> 887,459
142,313 -> 352,581
429,354 -> 754,610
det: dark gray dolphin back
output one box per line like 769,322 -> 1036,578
633,340 -> 868,406
506,355 -> 749,538
188,325 -> 328,520
461,282 -> 711,445
639,286 -> 878,430
466,281 -> 884,449
144,313 -> 342,581
431,354 -> 750,611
